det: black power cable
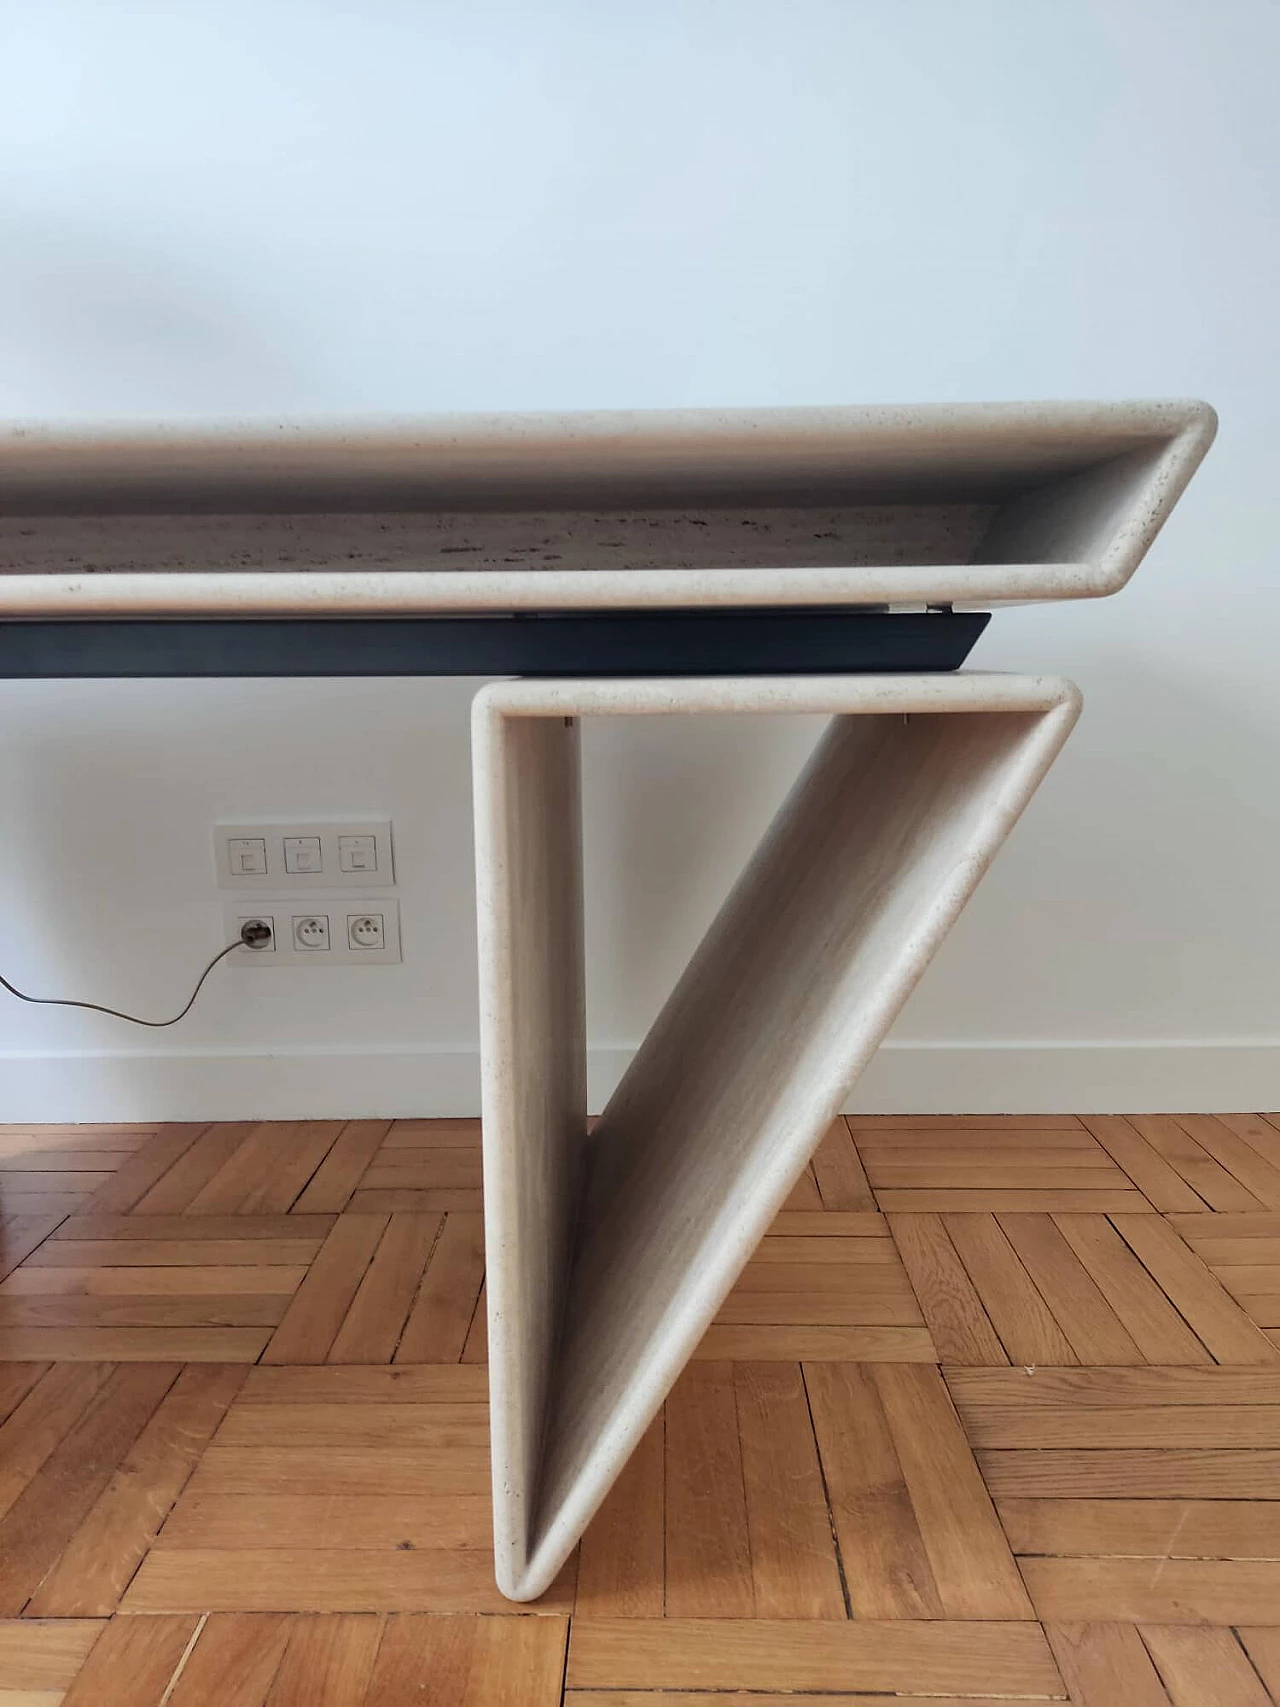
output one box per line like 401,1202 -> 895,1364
0,919 -> 272,1028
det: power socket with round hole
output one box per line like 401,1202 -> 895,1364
348,913 -> 385,951
225,897 -> 400,965
293,914 -> 331,952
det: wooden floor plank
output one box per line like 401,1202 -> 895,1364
160,1492 -> 491,1552
1052,1215 -> 1211,1364
1023,1558 -> 1280,1623
1217,1266 -> 1280,1296
26,1363 -> 247,1617
0,1170 -> 112,1196
0,1327 -> 271,1361
979,1448 -> 1280,1498
60,1614 -> 199,1707
53,1214 -> 335,1242
1127,1115 -> 1264,1212
767,1211 -> 888,1237
663,1362 -> 752,1617
291,1121 -> 392,1214
213,1401 -> 488,1451
460,1284 -> 488,1364
734,1361 -> 845,1618
0,1215 -> 67,1286
862,1143 -> 1108,1168
730,1261 -> 918,1298
241,1365 -> 487,1404
943,1213 -> 1078,1365
780,1166 -> 823,1213
967,1405 -> 1280,1448
384,1119 -> 480,1148
1044,1623 -> 1173,1706
184,1444 -> 491,1498
1243,1294 -> 1280,1327
0,1190 -> 84,1219
0,1148 -> 141,1173
563,1696 -> 1056,1706
0,1361 -> 179,1613
887,1213 -> 1009,1365
715,1293 -> 922,1326
187,1122 -> 345,1216
693,1325 -> 936,1360
364,1613 -> 567,1707
0,1264 -> 306,1298
999,1498 -> 1280,1560
1139,1625 -> 1272,1706
810,1118 -> 876,1210
165,1612 -> 292,1706
348,1188 -> 484,1213
327,1214 -> 441,1364
752,1235 -> 897,1265
79,1128 -> 209,1216
564,1619 -> 1065,1697
878,1190 -> 1152,1212
1174,1115 -> 1280,1210
0,1363 -> 48,1430
0,1363 -> 114,1519
576,1416 -> 664,1617
804,1360 -> 943,1619
847,1115 -> 1085,1131
0,1619 -> 105,1693
1111,1216 -> 1280,1365
872,1165 -> 1132,1192
0,1296 -> 287,1329
27,1239 -> 322,1270
1082,1116 -> 1210,1213
133,1123 -> 257,1215
997,1213 -> 1143,1362
870,1362 -> 1033,1619
260,1215 -> 388,1365
263,1614 -> 384,1707
361,1151 -> 483,1192
394,1213 -> 484,1364
947,1367 -> 1280,1409
122,1548 -> 573,1614
1237,1629 -> 1280,1698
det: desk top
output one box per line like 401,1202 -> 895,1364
0,400 -> 1214,617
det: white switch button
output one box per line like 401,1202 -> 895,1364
338,834 -> 378,873
228,837 -> 268,876
283,836 -> 323,875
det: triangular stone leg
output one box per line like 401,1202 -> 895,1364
472,673 -> 1081,1600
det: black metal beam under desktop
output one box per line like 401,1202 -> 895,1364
0,609 -> 988,679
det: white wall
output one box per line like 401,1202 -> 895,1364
1,0 -> 1277,1118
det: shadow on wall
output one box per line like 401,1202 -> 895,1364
898,642 -> 1280,1044
581,711 -> 827,1043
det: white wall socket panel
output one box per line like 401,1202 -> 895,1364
226,896 -> 402,965
215,821 -> 394,890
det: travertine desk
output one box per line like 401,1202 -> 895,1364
0,401 -> 1215,1599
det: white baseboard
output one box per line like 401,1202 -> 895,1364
0,1041 -> 1276,1123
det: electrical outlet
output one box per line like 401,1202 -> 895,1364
237,914 -> 277,952
347,912 -> 385,951
214,821 -> 394,889
293,914 -> 331,952
226,898 -> 401,965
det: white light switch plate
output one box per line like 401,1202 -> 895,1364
225,896 -> 402,965
214,821 -> 394,890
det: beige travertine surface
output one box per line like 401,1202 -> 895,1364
0,399 -> 1213,613
473,672 -> 1081,1599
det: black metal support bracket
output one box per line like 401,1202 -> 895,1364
0,610 -> 989,679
